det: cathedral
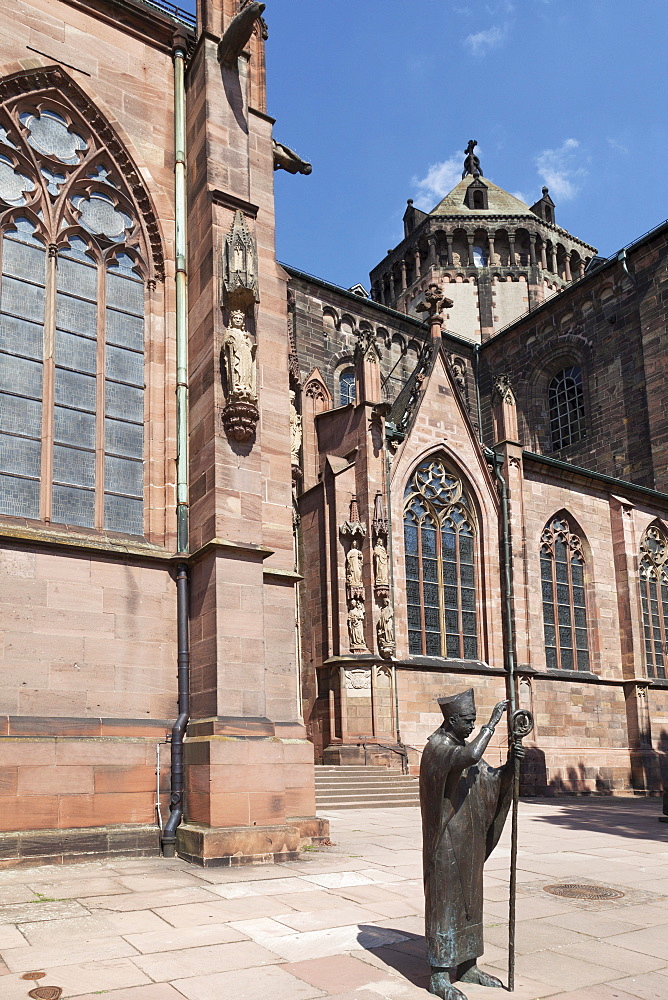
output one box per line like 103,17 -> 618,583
0,0 -> 666,868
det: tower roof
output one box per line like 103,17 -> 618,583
431,176 -> 535,219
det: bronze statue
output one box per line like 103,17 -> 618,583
420,689 -> 523,1000
462,140 -> 483,179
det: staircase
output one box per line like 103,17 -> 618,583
315,765 -> 420,810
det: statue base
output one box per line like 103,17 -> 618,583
222,400 -> 259,442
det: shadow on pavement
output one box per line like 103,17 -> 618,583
358,925 -> 430,989
520,795 -> 666,841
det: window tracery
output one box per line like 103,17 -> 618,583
403,457 -> 478,659
639,525 -> 668,679
0,82 -> 151,535
540,517 -> 589,671
548,365 -> 586,450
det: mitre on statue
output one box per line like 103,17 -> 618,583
437,688 -> 475,720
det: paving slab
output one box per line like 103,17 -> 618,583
607,971 -> 668,1000
281,953 -> 396,992
0,798 -> 664,1000
131,939 -> 280,981
171,963 -> 326,1000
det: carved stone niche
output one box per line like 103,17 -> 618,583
340,497 -> 367,603
222,210 -> 259,310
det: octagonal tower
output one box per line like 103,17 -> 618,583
369,142 -> 597,342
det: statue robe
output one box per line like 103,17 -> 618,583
420,727 -> 512,969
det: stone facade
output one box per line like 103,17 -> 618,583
0,0 -> 666,870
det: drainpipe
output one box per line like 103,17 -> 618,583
476,350 -> 515,713
485,447 -> 517,716
162,28 -> 190,858
381,424 -> 405,766
173,27 -> 189,556
473,343 -> 483,445
162,562 -> 190,855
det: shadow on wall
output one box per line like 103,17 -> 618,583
520,738 -> 668,799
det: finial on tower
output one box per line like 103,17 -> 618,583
462,140 -> 483,180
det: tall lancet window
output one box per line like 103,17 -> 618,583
0,92 -> 151,535
540,516 -> 589,671
639,525 -> 668,679
548,366 -> 586,450
404,457 -> 478,659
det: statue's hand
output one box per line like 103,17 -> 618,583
489,700 -> 508,728
512,741 -> 526,760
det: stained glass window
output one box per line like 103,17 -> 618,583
540,517 -> 589,671
0,100 -> 146,535
639,525 -> 668,680
339,369 -> 356,406
404,457 -> 478,659
548,366 -> 586,451
0,219 -> 45,519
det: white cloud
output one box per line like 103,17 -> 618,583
511,190 -> 529,205
607,137 -> 628,155
464,24 -> 508,56
535,138 -> 586,200
411,151 -> 466,211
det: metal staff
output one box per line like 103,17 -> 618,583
508,707 -> 534,991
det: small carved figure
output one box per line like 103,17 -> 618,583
376,596 -> 395,658
347,598 -> 366,650
462,139 -> 483,179
373,537 -> 389,587
273,139 -> 312,175
289,390 -> 302,465
218,1 -> 266,65
421,690 -> 523,999
223,309 -> 256,403
346,537 -> 363,588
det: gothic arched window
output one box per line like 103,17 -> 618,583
339,368 -> 356,406
548,365 -> 586,451
540,517 -> 589,671
639,525 -> 668,679
0,92 -> 150,535
404,457 -> 477,659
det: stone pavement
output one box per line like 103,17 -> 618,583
0,798 -> 666,1000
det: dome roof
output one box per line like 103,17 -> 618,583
431,176 -> 535,218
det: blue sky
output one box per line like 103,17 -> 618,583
182,1 -> 667,291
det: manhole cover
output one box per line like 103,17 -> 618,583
543,883 -> 624,900
22,973 -> 46,981
28,988 -> 62,1000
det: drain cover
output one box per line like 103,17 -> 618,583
22,973 -> 46,981
28,989 -> 62,1000
543,883 -> 624,900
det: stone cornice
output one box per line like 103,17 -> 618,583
0,520 -> 172,562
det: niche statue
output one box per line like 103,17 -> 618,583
420,689 -> 523,1000
221,309 -> 259,442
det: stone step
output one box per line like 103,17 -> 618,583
316,798 -> 420,810
314,763 -> 419,810
316,788 -> 420,801
314,768 -> 413,776
315,781 -> 419,791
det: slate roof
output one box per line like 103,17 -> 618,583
430,176 -> 535,219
